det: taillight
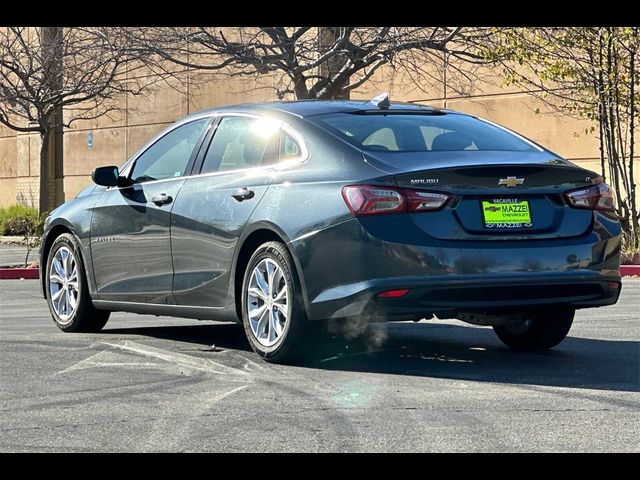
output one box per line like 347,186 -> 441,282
564,183 -> 616,212
341,185 -> 405,216
341,185 -> 450,216
404,189 -> 451,212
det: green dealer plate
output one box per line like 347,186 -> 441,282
482,200 -> 532,228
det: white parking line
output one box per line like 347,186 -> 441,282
102,340 -> 251,376
56,340 -> 251,377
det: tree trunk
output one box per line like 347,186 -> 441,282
293,77 -> 310,99
318,27 -> 350,100
38,127 -> 54,214
628,34 -> 638,248
39,27 -> 64,215
596,79 -> 607,182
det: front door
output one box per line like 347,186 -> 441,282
90,118 -> 210,303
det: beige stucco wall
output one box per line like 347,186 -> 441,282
0,59 -> 637,206
0,123 -> 18,206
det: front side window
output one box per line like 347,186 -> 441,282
313,113 -> 536,153
130,119 -> 209,184
200,116 -> 280,174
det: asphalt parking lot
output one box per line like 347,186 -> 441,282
1,278 -> 638,452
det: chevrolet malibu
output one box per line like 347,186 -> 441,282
40,98 -> 622,363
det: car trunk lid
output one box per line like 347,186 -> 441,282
364,150 -> 599,240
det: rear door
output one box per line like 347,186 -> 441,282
170,114 -> 300,307
90,117 -> 210,303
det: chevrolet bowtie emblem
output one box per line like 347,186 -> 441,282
498,176 -> 525,187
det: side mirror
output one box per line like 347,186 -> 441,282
92,166 -> 119,187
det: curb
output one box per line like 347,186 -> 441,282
620,265 -> 640,277
0,268 -> 40,279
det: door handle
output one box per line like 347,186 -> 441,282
151,193 -> 172,206
231,187 -> 255,202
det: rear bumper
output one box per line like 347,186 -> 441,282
290,214 -> 622,321
306,270 -> 621,321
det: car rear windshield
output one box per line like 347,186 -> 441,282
312,112 -> 538,152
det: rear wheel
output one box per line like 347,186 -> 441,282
46,233 -> 110,333
493,309 -> 574,350
241,241 -> 315,363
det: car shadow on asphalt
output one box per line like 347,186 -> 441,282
312,322 -> 640,394
104,321 -> 639,393
105,323 -> 252,353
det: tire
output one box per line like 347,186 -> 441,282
45,233 -> 110,333
240,241 -> 316,363
493,309 -> 574,350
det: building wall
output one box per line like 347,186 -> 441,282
0,60 -> 637,206
0,123 -> 18,206
60,70 -> 277,200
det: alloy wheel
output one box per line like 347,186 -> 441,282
49,246 -> 79,323
247,258 -> 289,347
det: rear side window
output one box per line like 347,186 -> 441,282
280,131 -> 302,160
313,113 -> 536,152
200,116 -> 280,174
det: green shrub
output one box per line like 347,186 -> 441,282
621,250 -> 640,265
3,216 -> 37,236
0,205 -> 39,236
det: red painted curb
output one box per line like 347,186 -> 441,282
0,268 -> 40,279
620,265 -> 640,277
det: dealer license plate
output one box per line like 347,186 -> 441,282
482,200 -> 533,229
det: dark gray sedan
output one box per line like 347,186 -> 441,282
40,98 -> 622,363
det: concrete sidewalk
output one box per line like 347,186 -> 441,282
0,235 -> 27,245
0,236 -> 38,267
0,243 -> 36,267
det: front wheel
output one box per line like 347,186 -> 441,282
493,309 -> 574,350
45,233 -> 110,333
240,241 -> 315,363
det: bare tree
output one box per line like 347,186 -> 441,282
487,27 -> 639,250
0,27 -> 157,214
128,27 -> 492,100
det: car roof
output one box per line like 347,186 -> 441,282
186,99 -> 464,120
